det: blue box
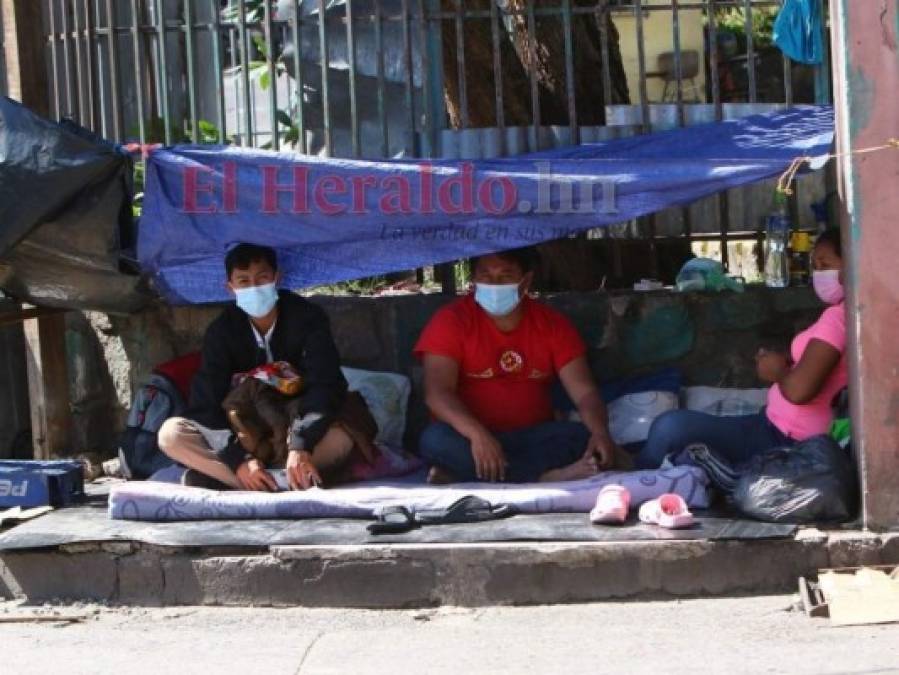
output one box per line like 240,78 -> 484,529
0,460 -> 85,508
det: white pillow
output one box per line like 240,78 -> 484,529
683,386 -> 769,417
341,367 -> 412,449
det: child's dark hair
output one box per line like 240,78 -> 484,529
815,228 -> 842,258
225,243 -> 278,277
469,246 -> 538,276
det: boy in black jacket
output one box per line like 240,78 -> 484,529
158,244 -> 373,491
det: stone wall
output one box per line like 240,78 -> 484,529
59,286 -> 823,458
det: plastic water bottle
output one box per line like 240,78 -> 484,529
764,192 -> 790,288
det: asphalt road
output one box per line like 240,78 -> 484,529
2,595 -> 898,674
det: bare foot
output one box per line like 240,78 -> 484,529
539,454 -> 600,483
427,466 -> 457,485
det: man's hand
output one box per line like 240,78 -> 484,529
756,348 -> 791,384
235,458 -> 278,492
585,432 -> 619,470
469,430 -> 507,482
286,450 -> 322,490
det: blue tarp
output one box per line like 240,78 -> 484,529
140,105 -> 834,304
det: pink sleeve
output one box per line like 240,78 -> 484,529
807,304 -> 846,353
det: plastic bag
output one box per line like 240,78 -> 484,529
733,435 -> 858,523
773,0 -> 823,65
675,257 -> 744,293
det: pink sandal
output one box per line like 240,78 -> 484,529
590,485 -> 631,525
638,493 -> 694,529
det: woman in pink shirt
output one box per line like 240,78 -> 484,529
636,229 -> 847,469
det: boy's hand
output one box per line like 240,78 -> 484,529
235,458 -> 278,492
286,450 -> 322,490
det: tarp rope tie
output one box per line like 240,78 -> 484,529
777,138 -> 899,196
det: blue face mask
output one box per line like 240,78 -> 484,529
474,282 -> 522,317
234,282 -> 278,318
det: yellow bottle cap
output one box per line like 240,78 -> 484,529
791,232 -> 812,252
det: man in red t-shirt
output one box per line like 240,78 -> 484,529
413,247 -> 620,483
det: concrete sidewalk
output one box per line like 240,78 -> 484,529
2,595 -> 899,674
1,527 -> 896,607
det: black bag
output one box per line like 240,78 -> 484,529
117,373 -> 183,479
733,435 -> 858,523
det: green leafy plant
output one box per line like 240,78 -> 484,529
714,6 -> 778,48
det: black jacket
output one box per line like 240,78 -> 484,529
186,290 -> 347,470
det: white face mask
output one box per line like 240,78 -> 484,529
233,282 -> 278,318
474,282 -> 522,317
812,270 -> 844,305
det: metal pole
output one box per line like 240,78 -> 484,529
289,0 -> 307,152
743,0 -> 756,103
104,0 -> 123,140
526,0 -> 540,147
48,1 -> 62,119
453,0 -> 468,128
155,0 -> 172,144
130,0 -> 147,143
373,0 -> 388,156
318,0 -> 332,155
237,0 -> 254,146
345,0 -> 359,156
489,0 -> 505,131
401,0 -> 417,153
184,0 -> 200,143
263,0 -> 278,150
561,0 -> 577,142
210,0 -> 227,142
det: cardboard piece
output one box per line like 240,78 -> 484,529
816,565 -> 899,626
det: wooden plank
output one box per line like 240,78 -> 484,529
0,306 -> 68,328
0,0 -> 50,117
23,313 -> 71,459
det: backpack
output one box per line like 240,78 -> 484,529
117,352 -> 201,479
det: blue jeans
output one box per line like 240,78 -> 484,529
419,421 -> 590,483
635,409 -> 791,470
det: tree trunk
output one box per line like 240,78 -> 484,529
441,0 -> 630,128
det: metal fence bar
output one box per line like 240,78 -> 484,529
671,0 -> 685,126
417,0 -> 433,155
490,0 -> 505,131
634,0 -> 650,131
744,0 -> 757,103
706,0 -> 722,118
373,0 -> 388,156
633,0 -> 657,277
346,0 -> 360,156
598,1 -> 612,117
526,0 -> 540,147
130,0 -> 147,143
400,0 -> 416,152
154,0 -> 172,144
185,0 -> 200,143
561,0 -> 577,141
61,0 -> 79,122
72,0 -> 87,124
82,0 -> 97,130
237,0 -> 254,147
289,0 -> 307,153
319,0 -> 333,155
48,1 -> 62,119
103,0 -> 123,140
453,0 -> 468,128
210,0 -> 227,143
263,0 -> 278,150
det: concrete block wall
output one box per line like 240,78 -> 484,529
60,286 -> 824,458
